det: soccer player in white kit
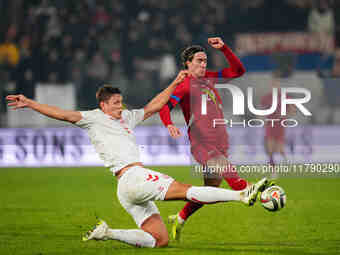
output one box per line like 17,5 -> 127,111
7,70 -> 267,248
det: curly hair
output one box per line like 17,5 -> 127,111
181,45 -> 206,69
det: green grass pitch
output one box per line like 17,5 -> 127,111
0,166 -> 339,255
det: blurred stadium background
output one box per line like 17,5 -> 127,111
1,0 -> 340,167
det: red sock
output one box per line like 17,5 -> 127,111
222,165 -> 248,191
224,177 -> 248,190
178,202 -> 204,221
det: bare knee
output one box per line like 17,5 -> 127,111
164,181 -> 192,200
141,214 -> 169,248
155,235 -> 169,247
205,156 -> 230,186
147,228 -> 169,247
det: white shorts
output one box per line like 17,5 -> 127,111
117,166 -> 174,228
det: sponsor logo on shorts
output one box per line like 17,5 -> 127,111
146,174 -> 159,182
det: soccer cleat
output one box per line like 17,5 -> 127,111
82,219 -> 108,242
259,179 -> 276,192
168,214 -> 184,242
257,179 -> 276,200
241,177 -> 267,206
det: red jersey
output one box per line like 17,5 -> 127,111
189,78 -> 226,143
261,90 -> 290,128
261,91 -> 286,142
159,44 -> 246,144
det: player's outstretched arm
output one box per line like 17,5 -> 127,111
206,37 -> 246,78
6,94 -> 82,123
159,77 -> 189,138
143,70 -> 188,120
208,37 -> 225,50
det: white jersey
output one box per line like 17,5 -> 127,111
75,108 -> 144,173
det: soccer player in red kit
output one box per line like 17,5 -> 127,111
261,73 -> 296,167
159,37 -> 256,240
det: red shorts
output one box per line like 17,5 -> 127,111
191,140 -> 228,165
265,125 -> 285,143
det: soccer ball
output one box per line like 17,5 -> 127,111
260,185 -> 286,212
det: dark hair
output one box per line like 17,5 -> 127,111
181,45 -> 206,69
96,85 -> 121,105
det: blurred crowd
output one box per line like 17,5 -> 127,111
0,0 -> 340,125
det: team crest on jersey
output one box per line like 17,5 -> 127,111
201,88 -> 218,106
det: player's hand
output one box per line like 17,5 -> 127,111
208,37 -> 224,49
173,70 -> 189,85
6,95 -> 30,110
167,124 -> 182,138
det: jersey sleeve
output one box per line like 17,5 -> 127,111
159,81 -> 189,126
205,44 -> 246,79
123,109 -> 145,129
74,110 -> 96,129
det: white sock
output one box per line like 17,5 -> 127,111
186,186 -> 241,204
105,229 -> 156,248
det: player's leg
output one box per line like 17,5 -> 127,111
101,200 -> 168,248
167,153 -> 227,240
164,179 -> 266,205
265,136 -> 275,165
168,145 -> 214,237
83,166 -> 172,248
104,201 -> 168,247
105,166 -> 266,247
165,176 -> 267,240
104,166 -> 266,247
213,155 -> 248,191
83,221 -> 159,248
82,211 -> 167,247
209,139 -> 249,191
277,128 -> 287,163
141,214 -> 169,247
277,141 -> 286,161
173,168 -> 223,224
169,152 -> 248,240
166,177 -> 268,242
168,183 -> 204,241
177,148 -> 248,214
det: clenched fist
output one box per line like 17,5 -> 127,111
208,37 -> 224,49
174,70 -> 189,85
